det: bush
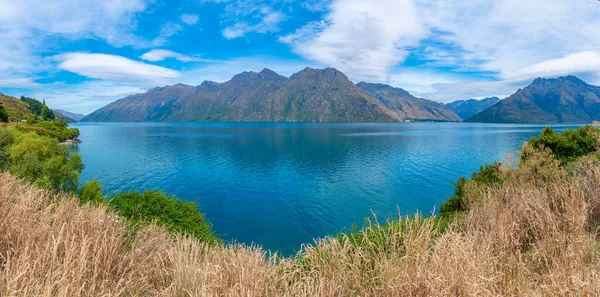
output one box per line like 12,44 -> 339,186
109,190 -> 217,242
8,131 -> 83,192
0,127 -> 16,170
440,162 -> 503,217
79,180 -> 105,205
31,120 -> 79,141
529,126 -> 598,163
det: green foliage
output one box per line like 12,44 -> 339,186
21,96 -> 43,116
21,96 -> 55,120
528,126 -> 598,163
109,190 -> 218,242
0,127 -> 16,170
79,180 -> 105,205
440,162 -> 503,218
4,129 -> 83,192
15,120 -> 80,142
0,105 -> 8,123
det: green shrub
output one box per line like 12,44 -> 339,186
0,127 -> 16,170
529,126 -> 598,163
79,180 -> 105,205
440,162 -> 503,218
8,131 -> 83,192
109,190 -> 218,242
31,120 -> 79,141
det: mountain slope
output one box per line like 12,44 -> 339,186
446,97 -> 500,120
82,68 -> 459,123
0,93 -> 33,122
356,82 -> 461,121
468,76 -> 600,123
55,109 -> 85,121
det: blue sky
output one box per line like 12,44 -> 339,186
1,0 -> 599,114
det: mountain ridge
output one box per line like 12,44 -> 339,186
467,76 -> 600,123
446,97 -> 501,120
82,68 -> 460,123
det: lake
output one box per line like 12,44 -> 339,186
71,122 -> 578,255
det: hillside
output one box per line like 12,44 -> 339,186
357,82 -> 461,121
468,76 -> 600,123
0,93 -> 33,121
82,68 -> 458,123
446,97 -> 500,120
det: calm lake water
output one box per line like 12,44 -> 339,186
71,122 -> 578,255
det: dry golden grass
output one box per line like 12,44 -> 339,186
1,146 -> 599,296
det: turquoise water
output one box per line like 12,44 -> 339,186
71,122 -> 578,255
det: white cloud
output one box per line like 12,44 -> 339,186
25,81 -> 147,114
0,0 -> 149,89
153,22 -> 184,46
281,0 -> 425,83
222,7 -> 285,39
180,14 -> 200,25
513,51 -> 600,82
389,70 -> 471,95
140,49 -> 204,62
57,53 -> 181,84
416,0 -> 600,77
0,77 -> 41,88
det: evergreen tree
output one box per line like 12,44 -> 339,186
0,104 -> 8,123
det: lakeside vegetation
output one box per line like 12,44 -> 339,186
0,121 -> 599,295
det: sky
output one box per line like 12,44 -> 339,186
0,0 -> 599,114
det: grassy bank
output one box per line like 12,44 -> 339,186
1,126 -> 600,296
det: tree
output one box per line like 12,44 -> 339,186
79,180 -> 105,205
41,99 -> 50,120
109,190 -> 218,242
0,104 -> 8,123
8,132 -> 84,192
528,126 -> 598,163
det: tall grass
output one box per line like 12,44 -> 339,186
1,142 -> 600,296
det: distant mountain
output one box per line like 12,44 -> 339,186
82,68 -> 459,123
446,97 -> 500,120
55,109 -> 85,121
357,82 -> 461,122
468,76 -> 600,123
53,111 -> 77,123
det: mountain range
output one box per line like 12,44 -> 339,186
467,76 -> 600,123
55,109 -> 85,122
82,68 -> 460,123
81,69 -> 600,124
445,97 -> 500,120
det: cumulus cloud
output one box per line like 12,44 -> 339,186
0,0 -> 149,88
180,14 -> 199,25
140,49 -> 203,62
57,53 -> 180,84
417,0 -> 600,77
281,0 -> 425,83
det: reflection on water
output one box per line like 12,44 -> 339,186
72,122 -> 579,255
